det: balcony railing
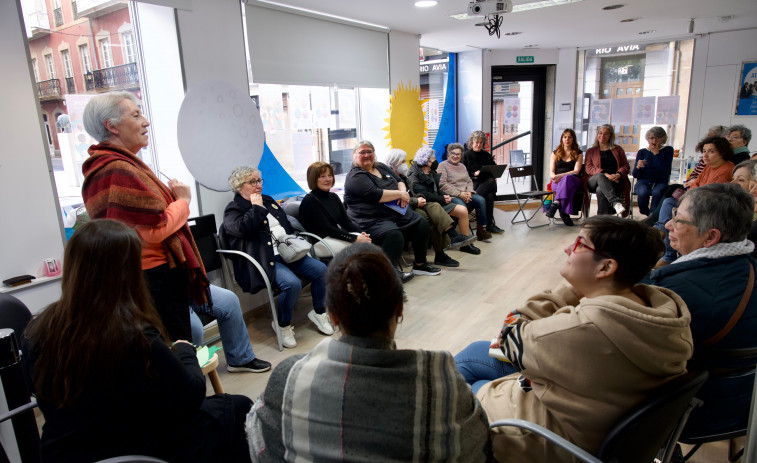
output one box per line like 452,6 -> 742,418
53,7 -> 63,26
65,77 -> 76,94
84,62 -> 139,91
37,79 -> 62,100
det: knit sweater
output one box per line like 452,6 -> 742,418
438,160 -> 476,197
690,161 -> 734,188
247,335 -> 493,462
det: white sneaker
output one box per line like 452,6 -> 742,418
308,310 -> 334,336
614,202 -> 626,216
272,321 -> 297,348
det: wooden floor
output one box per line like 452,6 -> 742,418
208,201 -> 740,463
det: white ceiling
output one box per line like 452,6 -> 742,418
263,0 -> 757,52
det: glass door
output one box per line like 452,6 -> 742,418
491,66 -> 547,199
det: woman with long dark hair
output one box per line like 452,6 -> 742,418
23,219 -> 252,463
545,129 -> 583,226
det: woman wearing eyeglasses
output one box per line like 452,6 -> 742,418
344,140 -> 441,282
455,216 -> 692,463
223,166 -> 332,349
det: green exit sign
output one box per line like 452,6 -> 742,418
516,56 -> 534,63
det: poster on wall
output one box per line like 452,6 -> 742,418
502,97 -> 521,125
426,98 -> 440,131
656,96 -> 680,125
611,98 -> 633,125
311,87 -> 331,128
590,99 -> 611,125
736,61 -> 757,116
632,97 -> 656,125
259,85 -> 285,131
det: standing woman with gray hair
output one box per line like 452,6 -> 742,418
81,91 -> 209,342
632,126 -> 674,216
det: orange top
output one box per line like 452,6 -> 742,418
690,161 -> 734,189
136,199 -> 190,270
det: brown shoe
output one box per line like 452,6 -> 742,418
476,225 -> 492,241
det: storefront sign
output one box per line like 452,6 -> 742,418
419,62 -> 448,73
516,56 -> 534,63
587,44 -> 646,56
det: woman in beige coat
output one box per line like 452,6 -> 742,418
456,216 -> 693,462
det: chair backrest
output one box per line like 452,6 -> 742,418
188,215 -> 223,274
679,347 -> 757,442
598,368 -> 709,463
509,165 -> 536,180
510,149 -> 525,166
0,293 -> 33,340
283,201 -> 301,220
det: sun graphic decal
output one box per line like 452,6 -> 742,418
384,82 -> 428,162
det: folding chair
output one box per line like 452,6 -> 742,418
509,165 -> 551,228
489,368 -> 709,463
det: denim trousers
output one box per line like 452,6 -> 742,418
451,194 -> 488,226
274,255 -> 327,326
190,284 -> 256,366
655,197 -> 679,262
634,179 -> 667,216
454,340 -> 518,395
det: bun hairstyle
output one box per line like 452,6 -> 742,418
325,243 -> 404,337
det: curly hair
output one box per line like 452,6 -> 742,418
228,166 -> 260,193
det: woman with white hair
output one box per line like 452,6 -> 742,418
632,126 -> 674,216
728,124 -> 752,165
407,147 -> 476,267
344,141 -> 441,281
81,91 -> 209,342
223,166 -> 332,348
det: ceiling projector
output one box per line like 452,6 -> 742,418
467,0 -> 512,16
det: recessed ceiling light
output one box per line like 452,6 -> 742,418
450,13 -> 472,20
638,30 -> 656,35
503,31 -> 522,36
512,0 -> 583,13
602,4 -> 625,10
620,17 -> 639,23
523,44 -> 540,48
415,0 -> 437,7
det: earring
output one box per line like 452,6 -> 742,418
396,315 -> 404,324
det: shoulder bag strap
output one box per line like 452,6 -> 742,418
701,261 -> 755,347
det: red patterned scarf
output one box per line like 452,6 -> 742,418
81,143 -> 211,308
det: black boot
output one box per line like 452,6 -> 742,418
545,202 -> 559,219
559,210 -> 574,226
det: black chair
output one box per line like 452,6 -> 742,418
489,368 -> 709,463
675,347 -> 757,462
509,165 -> 551,228
187,214 -> 229,346
0,294 -> 40,463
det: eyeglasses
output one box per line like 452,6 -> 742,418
244,179 -> 263,186
357,150 -> 374,155
671,208 -> 696,227
570,235 -> 610,258
727,134 -> 743,140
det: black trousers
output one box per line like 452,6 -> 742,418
143,264 -> 192,342
474,178 -> 497,226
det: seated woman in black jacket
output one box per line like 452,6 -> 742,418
344,140 -> 441,282
23,219 -> 252,463
223,166 -> 332,348
299,161 -> 372,256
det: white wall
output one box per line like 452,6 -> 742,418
553,48 -> 578,152
684,28 -> 757,156
0,0 -> 64,314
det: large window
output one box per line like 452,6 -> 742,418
420,47 -> 449,148
575,40 -> 694,181
99,38 -> 113,68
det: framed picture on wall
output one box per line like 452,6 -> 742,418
735,61 -> 757,116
